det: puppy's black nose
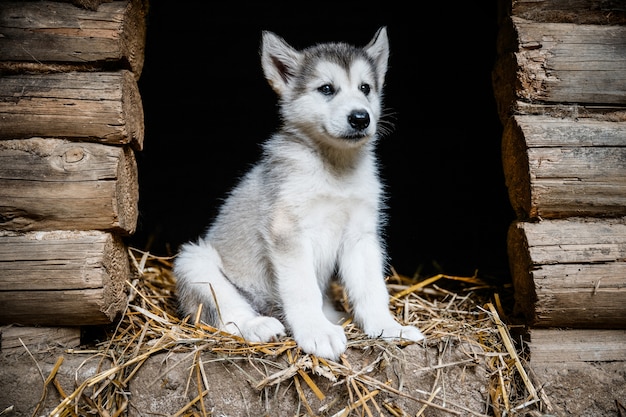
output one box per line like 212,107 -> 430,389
348,110 -> 370,130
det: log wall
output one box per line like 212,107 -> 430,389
0,0 -> 147,330
494,0 -> 626,363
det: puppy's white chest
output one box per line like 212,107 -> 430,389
305,194 -> 353,227
301,192 -> 376,244
297,166 -> 379,227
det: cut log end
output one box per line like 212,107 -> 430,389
507,221 -> 538,324
502,117 -> 532,219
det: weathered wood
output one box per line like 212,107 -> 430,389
0,138 -> 138,234
508,218 -> 626,328
0,326 -> 80,353
0,70 -> 144,149
67,0 -> 114,11
0,0 -> 147,76
508,0 -> 626,25
0,230 -> 130,326
493,17 -> 626,122
503,115 -> 626,219
528,329 -> 626,363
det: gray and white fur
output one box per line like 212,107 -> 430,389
174,27 -> 424,360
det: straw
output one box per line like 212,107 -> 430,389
42,248 -> 543,416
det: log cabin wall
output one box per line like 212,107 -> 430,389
0,0 -> 148,329
493,0 -> 626,362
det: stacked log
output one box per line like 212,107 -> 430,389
493,0 -> 626,362
0,230 -> 129,326
0,0 -> 147,334
0,71 -> 144,148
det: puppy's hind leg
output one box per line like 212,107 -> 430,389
174,240 -> 286,342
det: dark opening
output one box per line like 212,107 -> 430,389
132,3 -> 515,282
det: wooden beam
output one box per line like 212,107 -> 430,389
509,0 -> 626,25
0,138 -> 138,234
0,326 -> 80,353
0,0 -> 147,76
508,218 -> 626,328
493,18 -> 626,122
0,230 -> 130,326
0,71 -> 144,149
502,115 -> 626,219
528,329 -> 626,363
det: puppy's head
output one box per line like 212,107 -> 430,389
261,28 -> 389,149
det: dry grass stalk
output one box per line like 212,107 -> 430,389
44,248 -> 544,416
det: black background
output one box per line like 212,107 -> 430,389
131,2 -> 515,281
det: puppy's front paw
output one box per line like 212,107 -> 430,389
393,325 -> 425,342
229,316 -> 286,343
368,324 -> 425,343
293,322 -> 347,360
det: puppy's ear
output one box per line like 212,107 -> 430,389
364,27 -> 389,89
261,31 -> 302,96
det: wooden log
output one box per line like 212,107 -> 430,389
0,0 -> 147,76
508,0 -> 626,25
0,70 -> 144,150
528,329 -> 626,363
0,230 -> 130,326
508,218 -> 626,328
0,138 -> 138,234
67,0 -> 116,11
503,114 -> 626,219
493,17 -> 626,122
0,326 -> 80,353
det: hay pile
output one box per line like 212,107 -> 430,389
43,248 -> 545,417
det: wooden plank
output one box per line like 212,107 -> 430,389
0,326 -> 80,353
0,0 -> 147,76
508,218 -> 626,328
0,138 -> 138,234
0,230 -> 129,326
0,71 -> 144,149
493,18 -> 626,122
529,329 -> 626,363
502,115 -> 626,219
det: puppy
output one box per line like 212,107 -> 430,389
174,27 -> 424,360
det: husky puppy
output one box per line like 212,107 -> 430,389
174,27 -> 424,360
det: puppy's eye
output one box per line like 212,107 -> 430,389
360,83 -> 371,96
318,84 -> 335,96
